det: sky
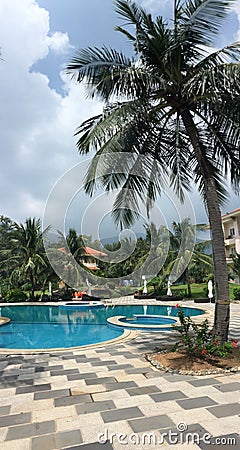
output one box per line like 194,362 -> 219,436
0,0 -> 240,241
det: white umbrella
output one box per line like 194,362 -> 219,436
142,275 -> 147,294
86,278 -> 91,295
208,280 -> 213,300
167,279 -> 172,296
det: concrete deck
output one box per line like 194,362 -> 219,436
0,299 -> 239,449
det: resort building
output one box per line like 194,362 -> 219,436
221,208 -> 240,282
82,246 -> 107,271
222,208 -> 240,262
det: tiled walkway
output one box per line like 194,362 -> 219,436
0,300 -> 240,449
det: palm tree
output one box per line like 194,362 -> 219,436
66,0 -> 240,341
166,219 -> 213,296
11,218 -> 48,298
230,253 -> 240,281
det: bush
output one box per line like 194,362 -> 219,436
5,289 -> 28,303
107,281 -> 116,290
172,305 -> 238,358
233,288 -> 240,300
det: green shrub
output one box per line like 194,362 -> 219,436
5,289 -> 28,303
172,305 -> 238,358
233,288 -> 240,300
107,281 -> 116,290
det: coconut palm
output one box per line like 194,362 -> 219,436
166,219 -> 213,296
10,218 -> 49,298
66,0 -> 240,341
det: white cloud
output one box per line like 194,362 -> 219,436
232,0 -> 240,39
47,31 -> 73,55
0,0 -> 102,225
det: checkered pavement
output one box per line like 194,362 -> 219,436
0,300 -> 239,449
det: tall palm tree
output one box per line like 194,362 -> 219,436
66,0 -> 240,341
11,218 -> 48,298
167,219 -> 213,296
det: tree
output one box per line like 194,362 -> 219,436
10,218 -> 48,298
166,219 -> 213,296
66,0 -> 240,341
230,253 -> 240,281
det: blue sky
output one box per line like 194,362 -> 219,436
0,0 -> 239,240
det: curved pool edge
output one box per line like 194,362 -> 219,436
107,315 -> 181,331
0,328 -> 139,354
0,317 -> 11,326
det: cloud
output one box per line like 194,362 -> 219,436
47,31 -> 73,55
0,0 -> 102,225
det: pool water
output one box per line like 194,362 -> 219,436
120,315 -> 177,325
0,304 -> 204,349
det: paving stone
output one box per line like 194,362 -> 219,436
213,382 -> 240,392
44,365 -> 63,371
34,388 -> 70,400
128,414 -> 175,432
50,368 -> 79,376
1,379 -> 34,388
0,412 -> 31,428
75,356 -> 88,362
76,400 -> 116,415
198,433 -> 240,449
125,367 -> 152,374
35,367 -> 49,372
62,442 -> 113,450
16,383 -> 51,394
0,362 -> 8,370
101,406 -> 144,423
85,377 -> 117,385
188,378 -> 222,387
67,372 -> 98,381
177,396 -> 217,410
54,394 -> 92,407
31,429 -> 83,450
145,371 -> 165,378
62,355 -> 79,360
107,364 -> 133,371
162,422 -> 209,445
91,360 -> 117,366
6,420 -> 55,440
126,385 -> 161,396
0,405 -> 11,416
104,381 -> 138,391
207,402 -> 240,418
150,390 -> 187,402
163,374 -> 197,382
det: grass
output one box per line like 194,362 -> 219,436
170,282 -> 240,300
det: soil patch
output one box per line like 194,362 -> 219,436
147,347 -> 240,375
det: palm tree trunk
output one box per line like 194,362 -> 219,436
181,110 -> 230,342
185,267 -> 192,297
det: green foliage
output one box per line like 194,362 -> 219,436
233,288 -> 240,301
172,305 -> 238,358
5,289 -> 28,303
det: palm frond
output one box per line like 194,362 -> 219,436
181,0 -> 232,47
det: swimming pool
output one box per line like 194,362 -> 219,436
0,304 -> 204,350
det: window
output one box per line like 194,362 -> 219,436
229,228 -> 235,236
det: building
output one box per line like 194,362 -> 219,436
58,245 -> 107,271
222,208 -> 240,263
82,246 -> 107,271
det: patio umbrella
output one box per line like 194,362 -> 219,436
167,279 -> 172,296
208,280 -> 213,301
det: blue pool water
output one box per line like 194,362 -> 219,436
120,315 -> 177,325
0,304 -> 204,349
